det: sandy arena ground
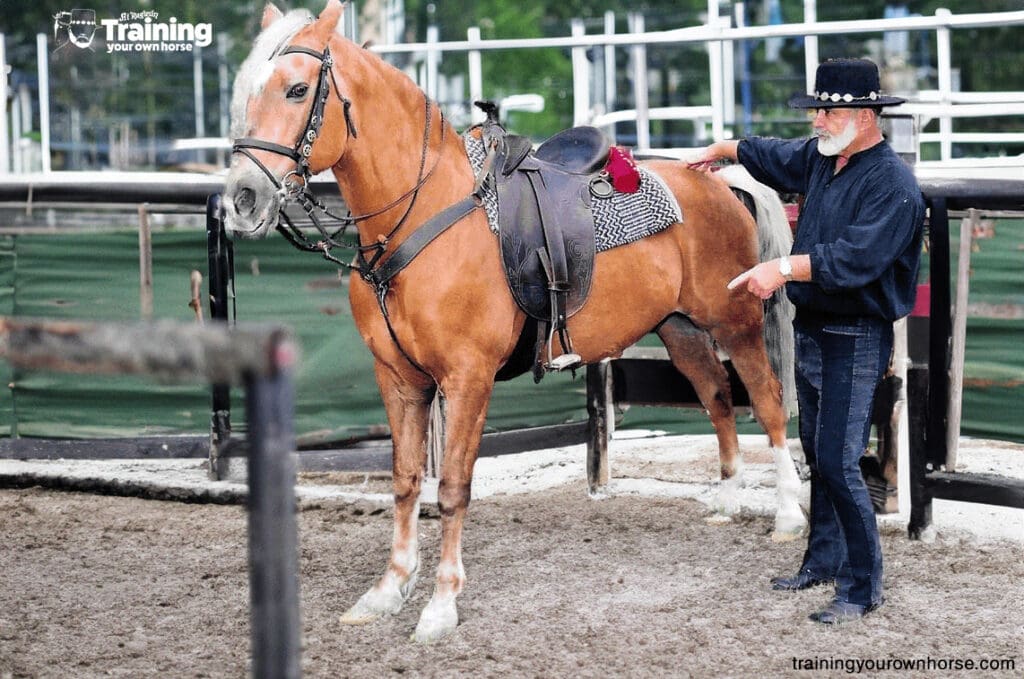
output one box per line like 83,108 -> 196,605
1,434 -> 1022,678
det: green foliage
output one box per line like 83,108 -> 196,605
1,1 -> 1022,156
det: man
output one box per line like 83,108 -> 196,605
689,58 -> 925,624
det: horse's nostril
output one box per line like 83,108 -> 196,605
236,187 -> 257,215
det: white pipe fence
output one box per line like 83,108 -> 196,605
3,8 -> 1024,172
368,7 -> 1024,159
0,33 -> 8,174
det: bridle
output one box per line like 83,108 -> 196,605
230,35 -> 487,377
231,40 -> 448,275
232,45 -> 354,194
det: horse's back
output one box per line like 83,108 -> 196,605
564,160 -> 764,359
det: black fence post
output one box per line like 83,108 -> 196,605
926,197 -> 951,470
245,335 -> 301,679
909,197 -> 951,538
207,193 -> 234,479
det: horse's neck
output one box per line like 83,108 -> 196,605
329,47 -> 470,245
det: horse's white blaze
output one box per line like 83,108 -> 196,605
771,445 -> 807,541
229,10 -> 313,138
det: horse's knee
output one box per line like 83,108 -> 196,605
393,471 -> 423,506
437,479 -> 471,518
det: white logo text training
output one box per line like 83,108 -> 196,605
102,15 -> 213,53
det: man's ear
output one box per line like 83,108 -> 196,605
857,108 -> 874,129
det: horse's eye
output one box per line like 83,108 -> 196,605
287,83 -> 309,99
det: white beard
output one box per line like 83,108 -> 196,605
816,116 -> 858,157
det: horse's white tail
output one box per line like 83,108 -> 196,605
717,165 -> 797,413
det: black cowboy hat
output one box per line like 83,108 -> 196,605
788,58 -> 905,109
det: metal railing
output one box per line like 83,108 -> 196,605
3,7 -> 1024,173
369,6 -> 1024,158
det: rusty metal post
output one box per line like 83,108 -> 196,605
137,203 -> 153,320
207,193 -> 233,479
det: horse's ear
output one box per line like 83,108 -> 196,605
261,4 -> 284,29
314,0 -> 345,38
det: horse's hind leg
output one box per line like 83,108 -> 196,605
656,314 -> 744,517
341,364 -> 433,625
711,324 -> 806,541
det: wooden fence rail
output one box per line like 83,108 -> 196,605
0,317 -> 302,679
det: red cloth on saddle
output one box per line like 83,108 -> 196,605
604,146 -> 641,193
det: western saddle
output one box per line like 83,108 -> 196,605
476,102 -> 614,380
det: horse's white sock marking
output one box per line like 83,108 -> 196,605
412,558 -> 464,642
339,500 -> 421,625
771,445 -> 806,541
710,457 -> 744,520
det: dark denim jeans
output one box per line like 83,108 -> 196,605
794,312 -> 892,608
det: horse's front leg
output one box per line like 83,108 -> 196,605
413,376 -> 493,643
340,364 -> 434,625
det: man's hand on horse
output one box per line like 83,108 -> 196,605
728,262 -> 785,300
686,140 -> 740,172
686,157 -> 720,172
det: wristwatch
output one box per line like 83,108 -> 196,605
778,256 -> 794,281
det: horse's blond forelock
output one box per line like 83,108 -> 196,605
230,9 -> 314,138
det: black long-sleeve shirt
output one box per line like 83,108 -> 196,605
737,136 -> 925,321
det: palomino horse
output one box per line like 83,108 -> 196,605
225,0 -> 805,642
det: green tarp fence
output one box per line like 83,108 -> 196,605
1,221 -> 1022,443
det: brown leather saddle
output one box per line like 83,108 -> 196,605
478,104 -> 613,378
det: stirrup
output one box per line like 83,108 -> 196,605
546,353 -> 582,371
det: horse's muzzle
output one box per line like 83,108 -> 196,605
223,173 -> 282,240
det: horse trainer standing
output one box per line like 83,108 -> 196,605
688,58 -> 926,624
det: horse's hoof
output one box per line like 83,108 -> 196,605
339,587 -> 406,625
770,527 -> 804,543
705,513 -> 734,526
771,509 -> 807,543
339,598 -> 389,625
339,607 -> 380,626
411,596 -> 458,643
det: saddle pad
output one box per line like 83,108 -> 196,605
463,133 -> 683,252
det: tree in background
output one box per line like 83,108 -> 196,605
1,1 -> 1021,165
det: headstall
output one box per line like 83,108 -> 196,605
230,42 -> 446,278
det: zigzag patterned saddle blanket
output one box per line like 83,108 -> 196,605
463,133 -> 683,253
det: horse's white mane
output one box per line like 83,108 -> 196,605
229,10 -> 314,138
